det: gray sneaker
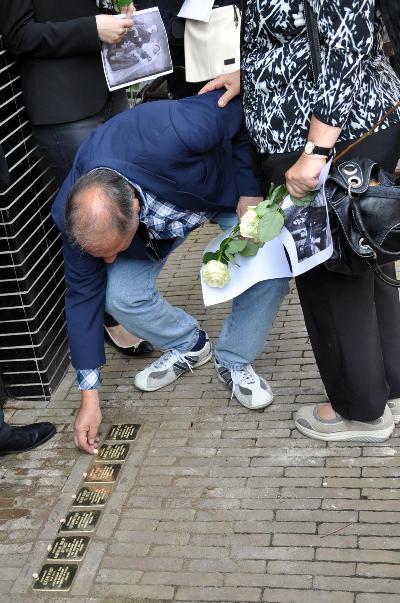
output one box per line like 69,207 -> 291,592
387,398 -> 400,424
215,359 -> 273,410
134,335 -> 212,391
295,404 -> 394,442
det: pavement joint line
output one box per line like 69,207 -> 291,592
2,227 -> 399,601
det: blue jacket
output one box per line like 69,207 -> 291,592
52,92 -> 261,370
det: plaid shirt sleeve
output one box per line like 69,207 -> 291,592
76,368 -> 101,390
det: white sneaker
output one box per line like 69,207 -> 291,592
215,359 -> 273,410
388,398 -> 400,424
134,334 -> 212,391
295,404 -> 394,442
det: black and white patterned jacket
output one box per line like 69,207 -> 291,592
242,0 -> 400,154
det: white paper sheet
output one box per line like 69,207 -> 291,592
101,9 -> 173,91
178,0 -> 214,22
201,161 -> 333,306
201,233 -> 292,307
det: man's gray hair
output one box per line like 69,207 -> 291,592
65,169 -> 138,249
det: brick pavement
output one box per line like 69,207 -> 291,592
1,223 -> 400,603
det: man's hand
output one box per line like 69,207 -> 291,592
74,390 -> 102,454
237,195 -> 263,219
198,70 -> 241,107
96,14 -> 133,44
285,154 -> 327,198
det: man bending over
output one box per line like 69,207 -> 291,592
52,91 -> 289,452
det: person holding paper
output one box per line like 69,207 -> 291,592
52,91 -> 290,453
201,0 -> 400,442
0,0 -> 154,358
136,0 -> 241,98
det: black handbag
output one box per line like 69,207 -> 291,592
304,1 -> 400,287
324,157 -> 400,286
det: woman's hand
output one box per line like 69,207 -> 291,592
120,2 -> 135,19
96,14 -> 133,44
285,154 -> 327,198
198,70 -> 241,107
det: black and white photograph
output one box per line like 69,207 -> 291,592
101,8 -> 173,91
283,189 -> 331,263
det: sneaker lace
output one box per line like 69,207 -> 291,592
229,365 -> 256,400
153,349 -> 194,372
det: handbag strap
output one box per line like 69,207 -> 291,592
304,1 -> 322,86
371,262 -> 400,287
351,195 -> 400,287
334,101 -> 400,163
352,201 -> 400,259
304,1 -> 400,163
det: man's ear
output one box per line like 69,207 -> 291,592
133,197 -> 140,213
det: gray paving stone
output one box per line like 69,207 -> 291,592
357,563 -> 400,578
2,227 -> 399,601
140,571 -> 224,586
316,548 -> 400,563
175,587 -> 262,601
356,596 -> 400,603
72,541 -> 107,596
314,576 -> 400,594
262,590 -> 354,603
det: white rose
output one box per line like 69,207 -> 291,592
202,260 -> 230,288
239,208 -> 260,240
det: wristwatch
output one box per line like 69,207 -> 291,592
304,140 -> 332,158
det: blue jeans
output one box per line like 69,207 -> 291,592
32,90 -> 129,186
106,213 -> 289,370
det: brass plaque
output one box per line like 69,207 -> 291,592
97,443 -> 129,462
59,510 -> 101,533
106,423 -> 140,441
33,563 -> 78,591
72,485 -> 111,507
47,536 -> 89,561
84,463 -> 121,483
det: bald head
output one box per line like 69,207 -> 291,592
65,169 -> 139,257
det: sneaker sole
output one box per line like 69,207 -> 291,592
135,350 -> 213,392
391,413 -> 400,425
295,421 -> 395,443
216,372 -> 274,411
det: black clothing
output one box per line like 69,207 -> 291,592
0,0 -> 108,125
136,1 -> 241,98
242,0 -> 400,154
0,421 -> 56,456
260,124 -> 400,421
380,0 -> 400,65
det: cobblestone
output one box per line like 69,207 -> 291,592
1,225 -> 399,601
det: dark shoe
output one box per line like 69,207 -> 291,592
104,325 -> 154,357
0,422 -> 56,456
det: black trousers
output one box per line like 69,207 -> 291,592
260,123 -> 400,421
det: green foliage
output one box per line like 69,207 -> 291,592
201,183 -> 306,285
270,184 -> 288,206
226,239 -> 248,254
258,210 -> 285,243
203,251 -> 217,264
239,240 -> 261,256
290,191 -> 316,207
255,201 -> 269,217
113,0 -> 132,10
